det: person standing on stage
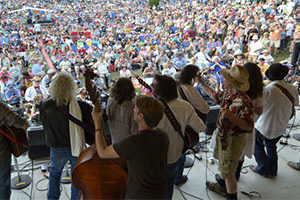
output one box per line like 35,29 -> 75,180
40,72 -> 93,200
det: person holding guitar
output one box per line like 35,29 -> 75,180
175,64 -> 210,186
151,74 -> 206,200
40,72 -> 93,200
0,101 -> 28,200
92,95 -> 169,199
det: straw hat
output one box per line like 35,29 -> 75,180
32,76 -> 41,82
220,65 -> 250,92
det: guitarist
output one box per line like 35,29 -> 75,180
175,64 -> 210,186
40,72 -> 93,200
92,95 -> 169,199
151,74 -> 206,200
0,101 -> 28,200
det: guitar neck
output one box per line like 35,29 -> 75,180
136,75 -> 152,92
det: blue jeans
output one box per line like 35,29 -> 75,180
166,159 -> 179,200
254,129 -> 281,176
0,150 -> 11,200
175,154 -> 186,183
48,147 -> 78,200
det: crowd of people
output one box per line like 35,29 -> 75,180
0,0 -> 300,200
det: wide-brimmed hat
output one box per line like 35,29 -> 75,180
220,65 -> 250,92
234,49 -> 245,58
262,49 -> 269,53
32,76 -> 41,82
265,63 -> 289,81
47,69 -> 56,74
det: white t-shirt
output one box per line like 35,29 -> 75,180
249,41 -> 263,56
120,69 -> 131,78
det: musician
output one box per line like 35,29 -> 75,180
200,66 -> 254,200
40,72 -> 93,200
92,95 -> 169,199
0,101 -> 28,200
107,77 -> 138,144
151,74 -> 206,200
175,64 -> 210,186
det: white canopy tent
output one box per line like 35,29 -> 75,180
8,7 -> 53,14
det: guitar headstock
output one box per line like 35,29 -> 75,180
84,68 -> 101,112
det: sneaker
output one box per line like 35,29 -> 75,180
174,175 -> 188,186
287,161 -> 300,171
206,181 -> 227,197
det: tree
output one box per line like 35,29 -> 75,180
149,0 -> 160,7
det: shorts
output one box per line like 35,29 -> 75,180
270,40 -> 280,48
214,134 -> 246,175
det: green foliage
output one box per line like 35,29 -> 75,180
149,0 -> 160,7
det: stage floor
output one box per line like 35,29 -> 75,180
11,108 -> 300,200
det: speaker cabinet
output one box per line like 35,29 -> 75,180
26,126 -> 49,160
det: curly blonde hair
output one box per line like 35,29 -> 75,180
49,72 -> 77,106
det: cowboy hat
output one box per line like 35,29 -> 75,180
220,65 -> 250,92
32,76 -> 41,82
265,63 -> 289,81
262,49 -> 269,53
234,49 -> 245,58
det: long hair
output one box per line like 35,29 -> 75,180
49,72 -> 77,106
243,63 -> 264,100
177,64 -> 199,85
110,77 -> 135,104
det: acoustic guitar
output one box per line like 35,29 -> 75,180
135,75 -> 200,152
72,69 -> 127,199
0,124 -> 28,157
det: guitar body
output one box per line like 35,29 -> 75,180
2,124 -> 28,157
72,146 -> 127,199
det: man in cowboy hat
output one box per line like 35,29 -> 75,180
25,76 -> 49,102
199,65 -> 254,200
251,63 -> 299,178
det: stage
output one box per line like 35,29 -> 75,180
11,108 -> 300,200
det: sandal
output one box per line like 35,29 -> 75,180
206,181 -> 227,197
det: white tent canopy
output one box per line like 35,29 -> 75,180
9,7 -> 53,14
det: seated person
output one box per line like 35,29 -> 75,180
258,49 -> 274,65
5,84 -> 21,105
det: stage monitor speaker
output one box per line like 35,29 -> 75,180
26,126 -> 49,160
206,105 -> 220,135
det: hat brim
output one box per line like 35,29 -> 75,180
234,54 -> 245,58
220,69 -> 250,92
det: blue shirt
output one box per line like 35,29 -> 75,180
173,57 -> 187,69
5,88 -> 21,104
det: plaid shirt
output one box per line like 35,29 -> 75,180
214,89 -> 253,136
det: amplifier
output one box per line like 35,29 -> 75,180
26,126 -> 50,160
206,105 -> 220,135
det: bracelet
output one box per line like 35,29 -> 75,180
95,129 -> 102,132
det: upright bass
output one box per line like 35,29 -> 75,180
72,69 -> 127,199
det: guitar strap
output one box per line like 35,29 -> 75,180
274,83 -> 295,118
160,100 -> 185,143
57,105 -> 94,134
0,129 -> 21,144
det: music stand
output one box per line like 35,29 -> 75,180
11,156 -> 32,190
61,162 -> 72,184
